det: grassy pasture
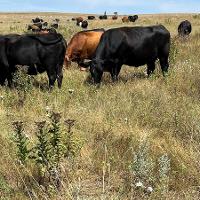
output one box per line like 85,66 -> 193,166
0,12 -> 200,199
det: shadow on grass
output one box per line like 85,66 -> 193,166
83,72 -> 148,87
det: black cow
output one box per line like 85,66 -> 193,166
43,22 -> 48,28
51,23 -> 59,29
81,20 -> 88,29
0,34 -> 21,85
0,33 -> 66,88
99,15 -> 107,20
128,15 -> 138,22
32,17 -> 43,23
88,16 -> 95,20
86,25 -> 170,84
178,20 -> 192,36
28,21 -> 43,31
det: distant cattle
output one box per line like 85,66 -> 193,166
43,22 -> 48,28
65,28 -> 105,70
99,15 -> 107,20
128,15 -> 138,22
81,20 -> 88,29
112,15 -> 118,20
88,16 -> 95,20
76,17 -> 84,26
0,33 -> 67,88
54,18 -> 60,23
122,16 -> 129,23
178,20 -> 192,36
32,17 -> 43,23
27,24 -> 42,32
85,25 -> 170,84
71,18 -> 76,21
51,23 -> 59,29
38,28 -> 57,34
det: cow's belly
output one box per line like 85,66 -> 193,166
125,59 -> 147,67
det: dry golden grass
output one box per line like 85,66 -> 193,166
1,12 -> 200,199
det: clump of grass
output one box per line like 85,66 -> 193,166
169,37 -> 179,66
12,67 -> 34,91
0,174 -> 14,199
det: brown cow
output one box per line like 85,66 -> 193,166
122,16 -> 129,23
112,15 -> 118,20
76,17 -> 83,26
65,29 -> 105,71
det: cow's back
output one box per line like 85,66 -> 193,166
66,30 -> 104,60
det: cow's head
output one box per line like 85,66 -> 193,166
90,59 -> 103,84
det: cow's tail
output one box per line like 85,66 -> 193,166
0,39 -> 9,67
0,38 -> 10,84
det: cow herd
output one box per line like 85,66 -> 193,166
27,17 -> 59,33
71,14 -> 139,30
0,15 -> 193,89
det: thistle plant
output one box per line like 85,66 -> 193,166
48,112 -> 63,167
12,112 -> 83,192
48,112 -> 63,190
35,121 -> 50,169
64,119 -> 83,159
12,121 -> 30,165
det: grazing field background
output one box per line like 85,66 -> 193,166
1,12 -> 200,199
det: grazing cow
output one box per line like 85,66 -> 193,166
112,15 -> 118,20
43,22 -> 48,28
85,25 -> 170,84
76,17 -> 84,26
88,16 -> 95,20
81,20 -> 88,29
65,29 -> 105,70
38,28 -> 57,34
54,18 -> 60,23
178,20 -> 192,36
122,16 -> 129,23
27,24 -> 41,32
99,15 -> 107,20
71,18 -> 76,21
32,17 -> 43,23
0,33 -> 67,88
128,15 -> 138,22
51,23 -> 59,29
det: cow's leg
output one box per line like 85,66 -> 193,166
47,69 -> 57,89
27,64 -> 38,75
57,65 -> 63,89
147,61 -> 155,77
7,73 -> 13,88
159,56 -> 169,76
7,65 -> 16,88
110,64 -> 122,82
